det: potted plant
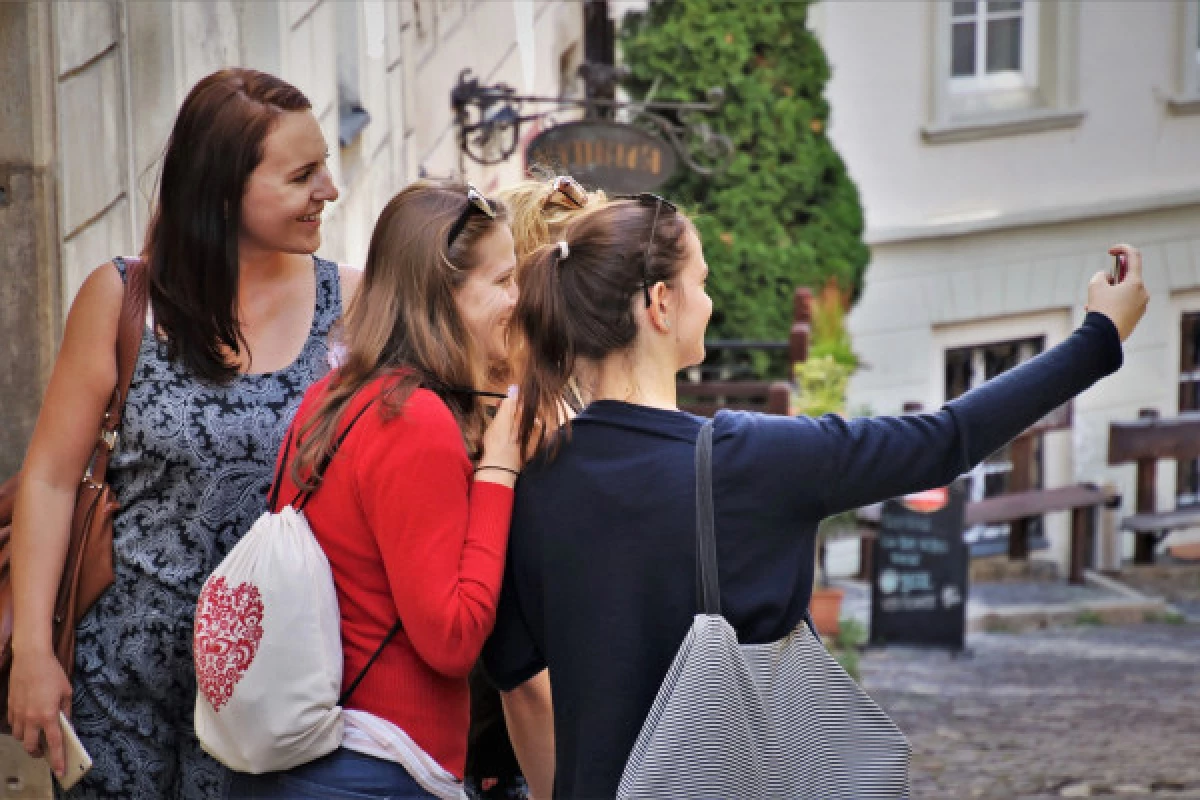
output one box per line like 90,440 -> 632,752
793,283 -> 859,637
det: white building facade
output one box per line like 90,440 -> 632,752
0,0 -> 584,478
813,0 -> 1200,565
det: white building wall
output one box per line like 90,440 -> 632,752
814,0 -> 1200,237
812,0 -> 1200,565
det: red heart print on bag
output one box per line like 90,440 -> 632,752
194,576 -> 266,712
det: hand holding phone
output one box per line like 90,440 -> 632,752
55,711 -> 92,791
1111,252 -> 1128,284
1087,244 -> 1149,342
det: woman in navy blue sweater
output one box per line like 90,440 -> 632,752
483,197 -> 1149,800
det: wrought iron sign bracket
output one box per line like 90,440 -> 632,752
450,69 -> 734,175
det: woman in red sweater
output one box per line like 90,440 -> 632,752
229,181 -> 523,800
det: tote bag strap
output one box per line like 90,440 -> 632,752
696,418 -> 823,641
694,419 -> 721,615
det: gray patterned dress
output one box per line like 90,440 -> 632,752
68,256 -> 340,799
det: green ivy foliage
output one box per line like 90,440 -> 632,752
620,0 -> 870,347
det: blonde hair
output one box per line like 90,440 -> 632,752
497,177 -> 607,274
495,176 -> 606,406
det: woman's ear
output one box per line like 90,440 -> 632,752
646,280 -> 673,334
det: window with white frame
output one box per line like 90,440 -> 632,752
926,0 -> 1082,141
1179,312 -> 1200,506
1195,0 -> 1200,66
945,336 -> 1046,556
1191,0 -> 1200,89
949,1 -> 1038,94
1168,0 -> 1200,107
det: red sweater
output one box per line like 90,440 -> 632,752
272,374 -> 514,778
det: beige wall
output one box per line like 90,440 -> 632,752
0,1 -> 62,479
50,0 -> 582,300
0,0 -> 582,477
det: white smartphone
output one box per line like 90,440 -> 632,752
55,711 -> 92,791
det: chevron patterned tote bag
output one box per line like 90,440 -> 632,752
616,420 -> 911,800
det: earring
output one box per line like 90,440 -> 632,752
664,319 -> 671,331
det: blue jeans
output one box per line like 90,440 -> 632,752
227,748 -> 438,799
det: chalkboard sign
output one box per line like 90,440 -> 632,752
869,481 -> 969,650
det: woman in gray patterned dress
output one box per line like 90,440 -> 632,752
7,68 -> 358,798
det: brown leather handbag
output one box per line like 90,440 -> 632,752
0,258 -> 148,728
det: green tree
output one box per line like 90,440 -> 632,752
621,0 -> 869,352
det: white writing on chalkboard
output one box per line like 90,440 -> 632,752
878,513 -> 935,534
870,481 -> 969,650
880,595 -> 938,612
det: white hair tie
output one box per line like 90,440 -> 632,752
556,240 -> 570,261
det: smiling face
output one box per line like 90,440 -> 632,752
239,110 -> 338,257
454,223 -> 519,369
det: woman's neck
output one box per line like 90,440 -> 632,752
584,349 -> 678,411
237,247 -> 303,290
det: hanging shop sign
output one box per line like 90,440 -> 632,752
525,120 -> 677,194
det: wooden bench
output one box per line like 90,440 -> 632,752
678,288 -> 812,418
855,483 -> 1114,585
848,398 -> 1114,584
1108,409 -> 1200,565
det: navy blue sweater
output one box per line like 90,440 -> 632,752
484,312 -> 1123,799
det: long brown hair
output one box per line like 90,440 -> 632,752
145,68 -> 312,384
290,181 -> 510,489
515,199 -> 688,455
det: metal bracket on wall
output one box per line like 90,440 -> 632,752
450,68 -> 733,174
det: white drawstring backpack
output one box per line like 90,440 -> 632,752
193,400 -> 401,773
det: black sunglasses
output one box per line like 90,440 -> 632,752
447,183 -> 497,247
617,193 -> 678,307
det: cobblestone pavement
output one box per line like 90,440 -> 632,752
861,623 -> 1200,799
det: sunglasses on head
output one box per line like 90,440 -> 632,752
617,193 -> 678,307
542,175 -> 588,211
447,183 -> 497,247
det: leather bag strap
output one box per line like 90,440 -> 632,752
84,258 -> 149,486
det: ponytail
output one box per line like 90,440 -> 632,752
516,241 -> 576,455
512,199 -> 689,458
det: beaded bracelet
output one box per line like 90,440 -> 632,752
474,465 -> 520,479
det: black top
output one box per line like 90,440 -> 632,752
483,312 -> 1123,799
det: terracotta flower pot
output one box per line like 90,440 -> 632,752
809,587 -> 845,638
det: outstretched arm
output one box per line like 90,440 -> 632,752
818,244 -> 1148,516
